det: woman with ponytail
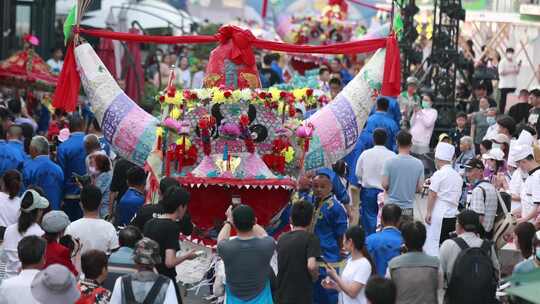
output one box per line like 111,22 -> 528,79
323,225 -> 374,304
0,170 -> 23,239
2,188 -> 49,277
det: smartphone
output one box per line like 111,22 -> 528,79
316,256 -> 329,266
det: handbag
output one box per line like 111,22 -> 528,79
492,191 -> 517,250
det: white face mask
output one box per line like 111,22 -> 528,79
506,53 -> 513,60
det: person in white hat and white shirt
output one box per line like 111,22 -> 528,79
512,145 -> 540,225
424,142 -> 463,256
482,147 -> 509,185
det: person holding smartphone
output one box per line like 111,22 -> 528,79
323,226 -> 373,304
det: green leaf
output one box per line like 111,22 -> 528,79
63,5 -> 77,45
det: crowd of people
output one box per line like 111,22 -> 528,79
0,36 -> 538,304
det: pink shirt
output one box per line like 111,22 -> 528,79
410,109 -> 438,146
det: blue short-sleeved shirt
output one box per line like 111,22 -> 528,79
363,112 -> 400,151
7,140 -> 28,162
0,142 -> 23,177
22,155 -> 64,210
383,154 -> 424,209
117,188 -> 145,226
57,132 -> 87,197
366,227 -> 403,275
310,196 -> 348,263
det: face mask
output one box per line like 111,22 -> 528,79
506,53 -> 513,60
422,101 -> 431,109
486,117 -> 496,126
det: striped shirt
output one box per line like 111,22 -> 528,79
468,181 -> 498,232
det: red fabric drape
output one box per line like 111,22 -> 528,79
381,34 -> 401,96
123,28 -> 144,103
53,27 -> 400,112
52,42 -> 80,112
77,27 -> 387,55
97,38 -> 116,80
262,0 -> 268,18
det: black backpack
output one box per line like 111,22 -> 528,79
446,238 -> 498,304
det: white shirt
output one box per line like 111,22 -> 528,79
429,165 -> 463,218
0,269 -> 40,304
520,168 -> 540,221
410,108 -> 438,146
2,223 -> 44,277
191,70 -> 204,89
509,168 -> 527,211
64,218 -> 119,255
339,257 -> 371,304
498,57 -> 519,89
178,68 -> 191,89
109,276 -> 178,304
46,58 -> 63,75
0,193 -> 20,228
356,145 -> 396,189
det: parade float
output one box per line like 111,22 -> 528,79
54,0 -> 400,282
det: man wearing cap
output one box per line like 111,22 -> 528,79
464,158 -> 498,239
513,144 -> 540,224
109,238 -> 178,303
22,136 -> 64,210
31,264 -> 80,304
424,142 -> 463,256
41,210 -> 78,276
0,235 -> 46,304
57,114 -> 87,221
308,172 -> 348,304
315,167 -> 350,217
397,76 -> 421,128
439,210 -> 499,290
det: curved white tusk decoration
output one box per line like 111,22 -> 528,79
75,43 -> 384,169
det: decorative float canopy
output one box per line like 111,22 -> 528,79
0,49 -> 58,90
58,15 -> 400,243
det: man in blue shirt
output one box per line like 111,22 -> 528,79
364,97 -> 400,151
366,204 -> 403,275
369,96 -> 402,126
6,124 -> 28,162
316,167 -> 350,209
0,136 -> 23,178
330,58 -> 352,85
57,114 -> 87,221
310,172 -> 348,304
22,136 -> 64,210
117,166 -> 146,226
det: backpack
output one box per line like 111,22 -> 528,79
445,238 -> 498,304
122,274 -> 169,304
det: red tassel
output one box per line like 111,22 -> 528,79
262,0 -> 269,18
53,42 -> 80,113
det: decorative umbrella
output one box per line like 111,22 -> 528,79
0,49 -> 58,90
122,27 -> 144,104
